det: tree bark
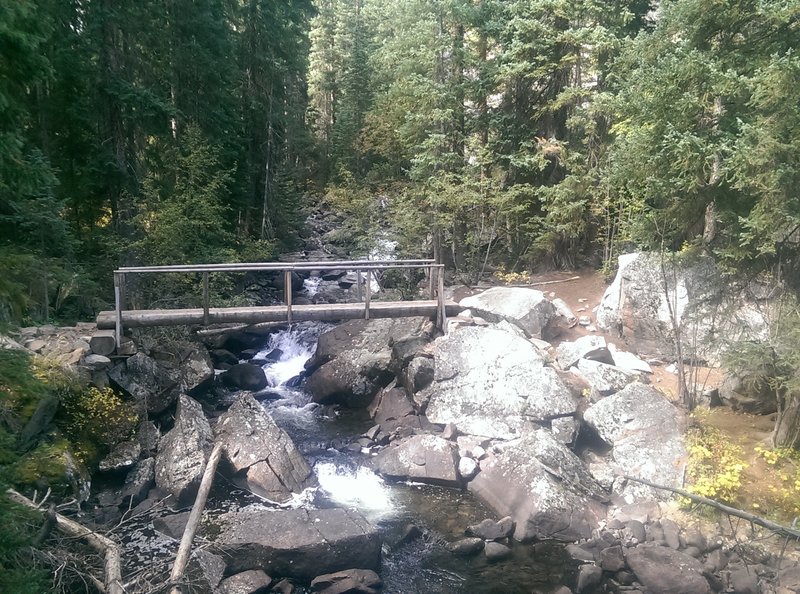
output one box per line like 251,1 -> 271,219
773,392 -> 800,449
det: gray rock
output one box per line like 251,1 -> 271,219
575,359 -> 639,396
420,326 -> 577,439
99,440 -> 141,473
466,517 -> 515,541
154,395 -> 212,503
447,537 -> 485,556
458,287 -> 555,338
215,508 -> 381,582
468,429 -> 607,541
576,564 -> 602,593
401,355 -> 435,394
189,549 -> 226,592
310,569 -> 382,594
596,252 -> 768,364
153,512 -> 190,539
624,520 -> 646,543
306,318 -> 431,407
778,566 -> 800,591
551,416 -> 579,445
583,383 -> 688,502
660,518 -> 681,549
216,395 -> 316,502
609,347 -> 652,374
566,544 -> 596,562
223,363 -> 268,392
624,544 -> 711,594
83,353 -> 112,370
137,420 -> 160,455
372,434 -> 460,486
706,549 -> 728,572
484,541 -> 512,562
458,456 -> 479,481
120,457 -> 155,507
556,335 -> 612,370
719,371 -> 778,415
599,545 -> 625,572
109,352 -> 179,415
367,386 -> 416,427
218,569 -> 272,594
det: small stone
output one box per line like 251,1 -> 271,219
364,425 -> 381,441
442,423 -> 458,440
310,569 -> 382,594
218,569 -> 272,594
24,339 -> 47,352
566,544 -> 596,563
472,445 -> 487,460
395,524 -> 422,547
83,353 -> 112,370
660,519 -> 681,549
625,520 -> 646,544
484,541 -> 512,562
447,537 -> 485,557
458,456 -> 479,480
271,579 -> 296,594
467,517 -> 515,541
578,316 -> 592,326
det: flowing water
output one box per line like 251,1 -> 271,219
247,322 -> 577,593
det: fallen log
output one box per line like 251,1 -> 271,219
623,475 -> 800,540
7,489 -> 124,594
168,442 -> 224,594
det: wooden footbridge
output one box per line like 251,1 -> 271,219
96,259 -> 459,347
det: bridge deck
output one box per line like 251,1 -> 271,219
96,300 -> 462,329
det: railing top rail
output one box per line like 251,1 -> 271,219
115,259 -> 439,275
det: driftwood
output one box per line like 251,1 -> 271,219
194,322 -> 284,337
624,475 -> 800,540
168,442 -> 224,594
7,489 -> 124,594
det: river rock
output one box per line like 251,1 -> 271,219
484,541 -> 512,562
154,394 -> 212,503
556,335 -> 613,370
372,434 -> 460,486
447,537 -> 485,556
216,394 -> 316,502
575,359 -> 639,396
305,317 -> 431,407
466,517 -> 515,541
98,440 -> 141,473
624,544 -> 712,594
583,383 -> 688,502
458,287 -> 555,338
367,386 -> 416,428
596,252 -> 768,363
214,508 -> 381,582
419,326 -> 577,439
310,569 -> 382,594
223,363 -> 268,392
218,569 -> 272,594
468,429 -> 607,541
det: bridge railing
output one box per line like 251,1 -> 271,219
111,259 -> 446,345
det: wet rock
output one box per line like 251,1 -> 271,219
153,511 -> 190,539
575,359 -> 639,396
154,395 -> 212,504
624,544 -> 712,594
218,569 -> 272,594
99,440 -> 141,473
223,363 -> 268,392
216,394 -> 316,502
447,537 -> 485,556
211,349 -> 240,367
556,336 -> 612,370
583,383 -> 688,502
484,541 -> 512,562
310,569 -> 382,594
420,326 -> 577,439
306,318 -> 431,407
215,508 -> 381,582
395,524 -> 423,547
576,564 -> 602,593
372,434 -> 460,486
459,286 -> 555,338
468,429 -> 607,541
466,517 -> 515,541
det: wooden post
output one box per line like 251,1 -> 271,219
284,269 -> 293,324
356,269 -> 362,302
365,271 -> 371,320
119,272 -> 127,312
428,265 -> 435,299
437,265 -> 446,333
113,272 -> 122,349
202,272 -> 210,326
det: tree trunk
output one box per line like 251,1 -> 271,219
773,392 -> 800,449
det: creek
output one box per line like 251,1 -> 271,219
235,321 -> 577,593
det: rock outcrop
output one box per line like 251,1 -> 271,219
214,508 -> 381,582
372,434 -> 460,486
419,326 -> 577,439
459,286 -> 555,338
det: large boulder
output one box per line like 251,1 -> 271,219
109,352 -> 179,415
555,335 -> 613,370
459,287 -> 555,338
154,395 -> 212,504
596,252 -> 768,362
216,395 -> 316,502
624,544 -> 712,594
574,359 -> 639,396
214,508 -> 381,582
583,383 -> 688,502
468,429 -> 607,541
419,326 -> 577,439
305,318 -> 431,407
223,363 -> 269,392
372,435 -> 460,487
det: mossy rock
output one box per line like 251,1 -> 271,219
14,438 -> 91,501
